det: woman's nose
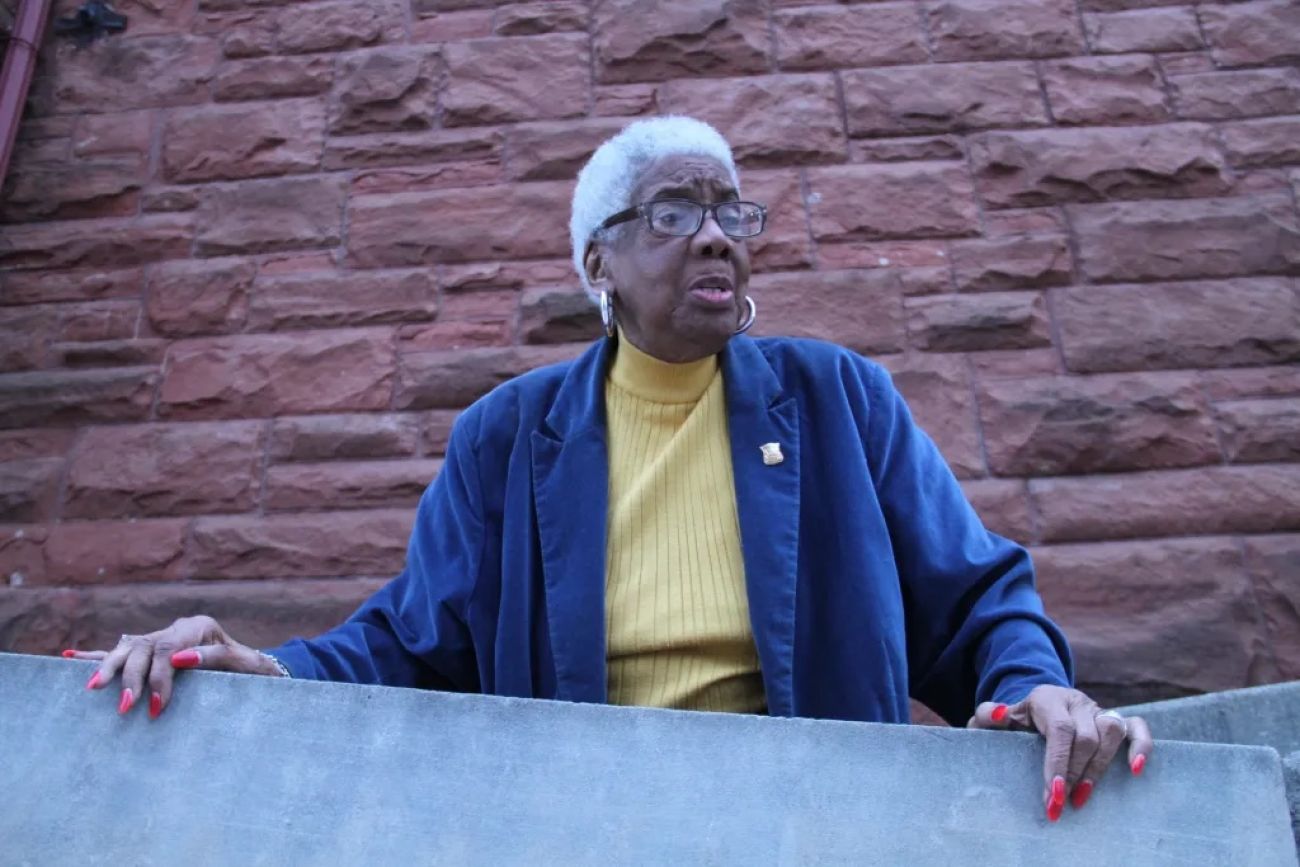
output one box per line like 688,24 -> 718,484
690,213 -> 733,259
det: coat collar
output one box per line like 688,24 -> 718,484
531,336 -> 801,714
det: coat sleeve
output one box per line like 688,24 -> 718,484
862,362 -> 1073,725
259,408 -> 484,690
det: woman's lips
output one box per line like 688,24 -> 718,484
689,287 -> 735,308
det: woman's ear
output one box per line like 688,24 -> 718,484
584,241 -> 612,294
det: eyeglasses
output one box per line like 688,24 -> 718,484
597,199 -> 768,239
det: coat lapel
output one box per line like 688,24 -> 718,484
721,337 -> 801,717
531,339 -> 612,703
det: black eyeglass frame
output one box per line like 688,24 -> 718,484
596,198 -> 769,239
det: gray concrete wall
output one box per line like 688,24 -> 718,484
2,653 -> 1295,866
1121,681 -> 1300,851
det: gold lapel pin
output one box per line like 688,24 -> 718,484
760,442 -> 783,466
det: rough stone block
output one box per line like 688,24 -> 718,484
0,216 -> 194,272
519,287 -> 602,345
494,2 -> 586,36
906,291 -> 1051,352
31,37 -> 218,114
42,519 -> 189,585
0,579 -> 387,656
949,235 -> 1073,292
347,183 -> 571,268
1070,196 -> 1300,283
213,55 -> 334,102
592,0 -> 769,84
0,368 -> 159,430
1041,56 -> 1171,125
265,459 -> 442,512
1030,465 -> 1300,542
926,0 -> 1085,60
748,269 -> 906,355
0,429 -> 77,463
1221,118 -> 1300,168
657,74 -> 847,167
163,101 -> 325,182
1170,69 -> 1300,120
505,119 -> 628,182
740,171 -> 815,271
806,164 -> 980,242
64,421 -> 264,519
1200,0 -> 1300,68
159,331 -> 396,420
1243,535 -> 1300,682
187,510 -> 412,578
969,124 -> 1227,208
774,3 -> 927,70
269,413 -> 421,462
960,478 -> 1034,544
330,48 -> 442,136
444,35 -> 588,125
195,177 -> 346,257
1216,398 -> 1300,464
248,271 -> 437,332
1,653 -> 1295,864
395,344 -> 583,410
1057,278 -> 1300,372
0,267 -> 143,306
146,259 -> 255,337
54,339 -> 169,370
842,62 -> 1047,137
880,353 -> 985,478
0,458 -> 63,523
1032,538 -> 1273,705
851,136 -> 965,163
1083,7 -> 1202,53
977,372 -> 1221,476
323,128 -> 501,171
2,165 -> 142,223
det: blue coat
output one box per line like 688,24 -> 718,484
267,336 -> 1072,725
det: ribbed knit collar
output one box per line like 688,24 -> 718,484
607,331 -> 718,404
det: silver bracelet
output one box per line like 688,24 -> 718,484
258,651 -> 291,678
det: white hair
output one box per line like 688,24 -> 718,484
569,116 -> 740,301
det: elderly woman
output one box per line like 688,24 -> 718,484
69,117 -> 1150,822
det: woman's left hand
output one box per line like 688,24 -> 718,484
967,684 -> 1153,822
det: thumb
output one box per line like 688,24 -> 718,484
967,699 -> 1021,730
169,643 -> 261,674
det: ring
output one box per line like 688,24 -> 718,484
1097,709 -> 1129,735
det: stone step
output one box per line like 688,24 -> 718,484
1120,681 -> 1300,853
2,652 -> 1295,866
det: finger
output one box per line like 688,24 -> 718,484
1065,704 -> 1101,808
1125,716 -> 1154,776
62,650 -> 108,661
1076,713 -> 1128,807
967,700 -> 1019,729
1034,704 -> 1075,822
117,641 -> 155,716
87,639 -> 135,691
171,643 -> 258,674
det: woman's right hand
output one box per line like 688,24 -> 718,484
62,615 -> 285,719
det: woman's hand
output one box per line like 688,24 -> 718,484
967,684 -> 1153,822
61,615 -> 285,719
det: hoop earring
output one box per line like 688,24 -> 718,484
599,290 -> 616,338
734,296 -> 757,334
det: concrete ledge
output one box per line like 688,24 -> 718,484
1120,681 -> 1300,755
2,653 -> 1296,866
1121,681 -> 1300,850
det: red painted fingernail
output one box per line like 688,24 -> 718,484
149,692 -> 162,720
85,672 -> 101,690
1047,776 -> 1066,822
118,688 -> 134,715
61,649 -> 77,659
1131,754 -> 1147,776
171,650 -> 201,669
1070,779 -> 1094,810
991,704 -> 1008,723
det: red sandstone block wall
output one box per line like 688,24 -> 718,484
1,0 -> 1297,708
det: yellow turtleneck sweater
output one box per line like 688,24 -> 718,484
603,334 -> 766,714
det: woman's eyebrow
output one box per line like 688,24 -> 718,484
646,184 -> 740,201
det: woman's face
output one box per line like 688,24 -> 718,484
585,153 -> 752,363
